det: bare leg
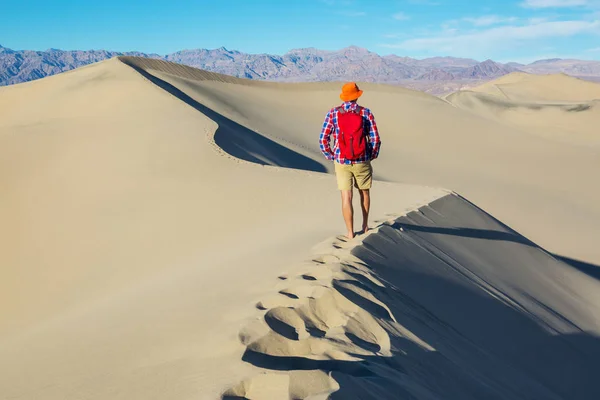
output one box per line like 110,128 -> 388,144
341,190 -> 354,239
359,189 -> 370,234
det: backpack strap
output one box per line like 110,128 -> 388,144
337,105 -> 362,114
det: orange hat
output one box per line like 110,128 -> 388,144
339,82 -> 363,102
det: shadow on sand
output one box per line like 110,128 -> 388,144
236,271 -> 600,399
230,269 -> 600,399
553,255 -> 600,282
229,194 -> 600,399
120,58 -> 326,173
119,59 -> 600,399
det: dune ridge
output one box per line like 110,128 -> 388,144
225,193 -> 600,399
464,71 -> 600,102
0,56 -> 445,399
119,56 -> 443,98
0,57 -> 599,399
122,57 -> 600,263
445,72 -> 600,146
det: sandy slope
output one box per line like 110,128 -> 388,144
122,58 -> 600,262
0,58 -> 443,399
225,194 -> 600,399
465,72 -> 600,102
446,72 -> 600,145
1,58 -> 599,399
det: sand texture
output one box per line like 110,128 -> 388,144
0,58 -> 599,399
445,72 -> 600,146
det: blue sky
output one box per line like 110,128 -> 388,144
1,0 -> 599,62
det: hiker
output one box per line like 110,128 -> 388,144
319,82 -> 381,239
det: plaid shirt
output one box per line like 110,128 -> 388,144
319,101 -> 381,164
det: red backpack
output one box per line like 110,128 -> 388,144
337,106 -> 367,160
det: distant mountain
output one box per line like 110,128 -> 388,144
410,56 -> 479,69
520,58 -> 600,77
1,44 -> 600,95
454,59 -> 520,79
0,45 -> 161,86
165,46 -> 426,82
505,62 -> 525,69
416,69 -> 456,81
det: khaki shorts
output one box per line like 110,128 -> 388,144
334,161 -> 373,191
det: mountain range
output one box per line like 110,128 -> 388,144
2,44 -> 600,94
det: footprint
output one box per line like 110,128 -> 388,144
222,373 -> 290,399
278,290 -> 299,299
344,331 -> 381,353
278,284 -> 317,299
298,266 -> 334,282
312,254 -> 340,265
336,235 -> 350,242
264,307 -> 309,340
238,318 -> 271,346
257,293 -> 299,309
288,370 -> 340,399
228,221 -> 411,398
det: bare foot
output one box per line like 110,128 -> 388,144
347,231 -> 355,239
362,225 -> 369,234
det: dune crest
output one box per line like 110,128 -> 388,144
225,194 -> 600,399
0,57 -> 445,399
446,73 -> 600,145
1,57 -> 599,399
465,71 -> 600,102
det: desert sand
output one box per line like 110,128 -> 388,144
445,72 -> 600,145
0,58 -> 599,399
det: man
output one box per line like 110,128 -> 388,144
319,82 -> 381,239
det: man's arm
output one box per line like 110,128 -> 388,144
365,109 -> 381,160
319,109 -> 335,160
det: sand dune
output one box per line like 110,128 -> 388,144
120,57 -> 600,261
1,57 -> 599,399
465,71 -> 600,102
446,72 -> 600,146
226,194 -> 600,399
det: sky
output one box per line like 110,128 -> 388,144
1,0 -> 600,62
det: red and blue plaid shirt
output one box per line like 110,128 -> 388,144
319,101 -> 381,164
